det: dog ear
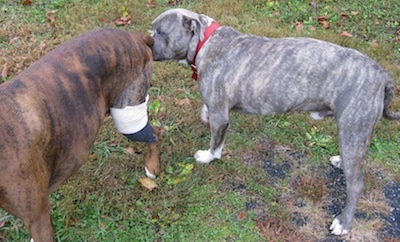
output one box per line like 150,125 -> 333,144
142,34 -> 154,47
132,32 -> 154,47
182,16 -> 205,41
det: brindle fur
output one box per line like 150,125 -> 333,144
0,28 -> 159,241
150,8 -> 400,236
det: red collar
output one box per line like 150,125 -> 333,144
191,22 -> 220,80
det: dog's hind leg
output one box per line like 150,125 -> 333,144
1,170 -> 54,241
194,106 -> 229,163
26,198 -> 54,242
329,109 -> 380,235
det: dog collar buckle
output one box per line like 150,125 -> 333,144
191,64 -> 198,80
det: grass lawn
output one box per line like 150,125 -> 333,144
1,0 -> 400,241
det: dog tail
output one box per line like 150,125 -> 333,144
383,81 -> 400,120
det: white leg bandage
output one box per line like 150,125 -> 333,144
110,95 -> 149,134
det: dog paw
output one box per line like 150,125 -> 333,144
145,167 -> 156,179
329,155 -> 342,168
194,149 -> 214,163
329,218 -> 349,235
310,111 -> 326,120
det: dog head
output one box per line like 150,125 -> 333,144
151,8 -> 214,65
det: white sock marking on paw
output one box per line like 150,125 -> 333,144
310,111 -> 325,120
329,155 -> 342,168
329,218 -> 349,235
145,167 -> 156,179
194,149 -> 215,163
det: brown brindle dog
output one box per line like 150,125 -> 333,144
0,28 -> 160,241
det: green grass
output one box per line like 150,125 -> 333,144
1,0 -> 400,241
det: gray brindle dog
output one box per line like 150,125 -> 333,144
151,8 -> 400,235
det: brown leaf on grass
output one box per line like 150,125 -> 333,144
371,39 -> 379,47
168,0 -> 183,6
317,15 -> 328,21
340,31 -> 353,38
175,98 -> 191,106
317,16 -> 330,29
114,15 -> 132,26
1,64 -> 10,78
294,20 -> 304,31
341,13 -> 349,20
123,147 -> 136,155
8,37 -> 19,45
146,0 -> 156,8
319,20 -> 330,29
237,211 -> 248,221
22,0 -> 32,6
46,10 -> 58,23
88,154 -> 96,159
139,178 -> 158,191
38,41 -> 46,51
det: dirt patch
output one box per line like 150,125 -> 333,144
239,138 -> 400,241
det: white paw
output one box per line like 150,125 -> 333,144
329,155 -> 342,168
329,218 -> 349,236
145,167 -> 156,179
194,149 -> 215,163
30,239 -> 34,242
310,111 -> 325,120
200,105 -> 209,124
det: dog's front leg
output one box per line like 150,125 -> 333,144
144,126 -> 161,178
194,109 -> 229,163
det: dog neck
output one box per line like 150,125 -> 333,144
191,21 -> 220,80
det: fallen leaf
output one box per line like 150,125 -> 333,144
139,178 -> 158,191
38,41 -> 46,51
341,13 -> 349,20
237,211 -> 248,221
1,64 -> 9,78
46,10 -> 58,23
319,20 -> 330,29
351,11 -> 359,16
340,31 -> 353,38
88,154 -> 96,159
146,0 -> 156,8
317,15 -> 328,21
371,39 -> 379,47
8,37 -> 19,45
22,0 -> 32,6
294,20 -> 304,31
317,16 -> 330,29
123,147 -> 136,155
175,98 -> 191,106
114,15 -> 132,26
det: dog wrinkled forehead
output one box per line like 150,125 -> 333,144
152,8 -> 200,25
